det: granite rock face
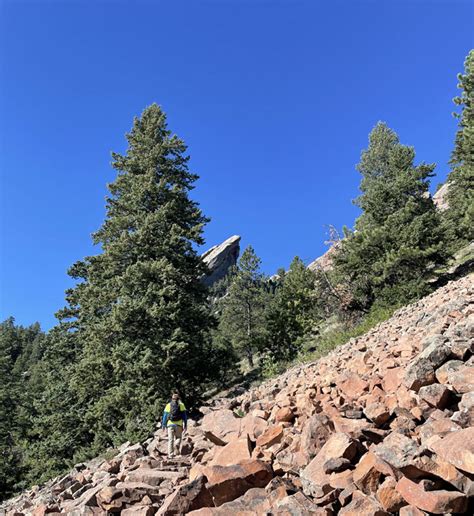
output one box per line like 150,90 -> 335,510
201,235 -> 241,287
2,274 -> 473,515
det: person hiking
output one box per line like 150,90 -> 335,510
161,389 -> 187,459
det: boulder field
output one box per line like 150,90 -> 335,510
2,274 -> 473,515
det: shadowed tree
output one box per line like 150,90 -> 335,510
30,105 -> 218,466
444,50 -> 474,249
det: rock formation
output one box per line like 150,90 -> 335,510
433,182 -> 450,211
308,183 -> 452,273
308,242 -> 341,273
201,235 -> 241,287
2,274 -> 473,515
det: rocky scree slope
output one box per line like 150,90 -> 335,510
2,274 -> 473,515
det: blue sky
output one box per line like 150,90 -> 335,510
1,0 -> 472,330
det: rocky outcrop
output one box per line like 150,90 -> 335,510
308,183 -> 452,273
2,274 -> 473,515
433,182 -> 450,211
308,242 -> 341,273
201,235 -> 240,287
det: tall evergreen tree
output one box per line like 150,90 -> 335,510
0,319 -> 21,499
217,246 -> 268,368
23,325 -> 85,484
334,123 -> 448,310
0,318 -> 45,498
444,50 -> 474,248
264,257 -> 319,361
34,104 -> 217,457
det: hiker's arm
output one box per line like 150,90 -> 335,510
161,409 -> 169,431
182,409 -> 188,430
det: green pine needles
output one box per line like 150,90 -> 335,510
444,50 -> 474,249
25,104 -> 220,479
333,122 -> 449,310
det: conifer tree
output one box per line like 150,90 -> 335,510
0,319 -> 20,498
0,319 -> 45,498
217,246 -> 268,368
41,104 -> 216,455
23,325 -> 85,484
265,257 -> 319,361
334,123 -> 448,310
444,50 -> 474,248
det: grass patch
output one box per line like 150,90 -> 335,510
98,447 -> 120,461
302,304 -> 400,361
260,303 -> 400,381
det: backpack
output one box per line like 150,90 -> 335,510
169,400 -> 182,421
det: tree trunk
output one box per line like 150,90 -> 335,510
246,347 -> 254,368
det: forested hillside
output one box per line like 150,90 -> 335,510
1,50 -> 472,501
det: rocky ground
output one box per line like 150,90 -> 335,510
2,274 -> 473,515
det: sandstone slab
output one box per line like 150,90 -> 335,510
202,459 -> 273,506
429,427 -> 474,474
396,476 -> 467,514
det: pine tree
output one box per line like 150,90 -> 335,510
334,123 -> 448,311
264,257 -> 319,361
38,104 -> 217,456
217,246 -> 268,368
0,319 -> 20,499
444,50 -> 474,248
23,325 -> 85,484
0,318 -> 46,498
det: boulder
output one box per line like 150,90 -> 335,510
96,487 -> 126,512
428,427 -> 474,474
200,409 -> 241,442
210,436 -> 253,467
255,425 -> 283,449
339,374 -> 369,399
435,359 -> 464,384
446,364 -> 474,394
353,451 -> 395,494
418,384 -> 451,409
238,414 -> 268,439
202,459 -> 273,506
157,475 -> 214,515
364,402 -> 391,426
125,468 -> 183,486
339,490 -> 389,515
417,417 -> 460,445
301,433 -> 358,497
298,414 -> 335,464
274,491 -> 326,514
396,476 -> 467,514
403,339 -> 450,392
373,432 -> 421,474
275,406 -> 295,423
376,476 -> 405,512
187,487 -> 279,515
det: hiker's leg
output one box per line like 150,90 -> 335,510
167,426 -> 174,457
175,426 -> 183,455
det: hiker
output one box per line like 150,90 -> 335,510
161,389 -> 187,459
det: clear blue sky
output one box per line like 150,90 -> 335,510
0,0 -> 472,330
